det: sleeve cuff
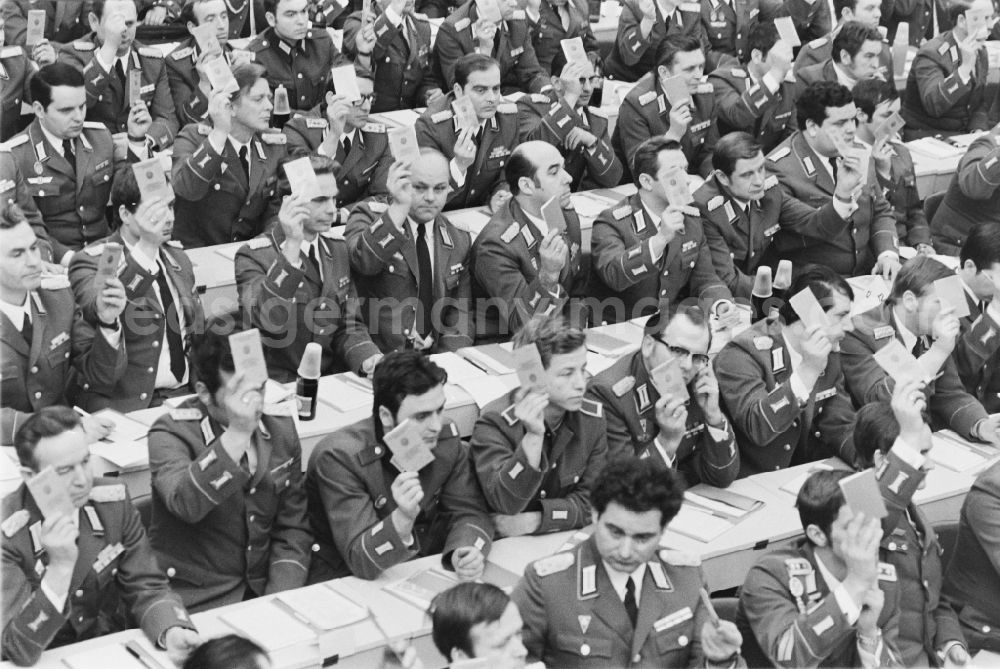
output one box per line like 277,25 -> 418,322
831,581 -> 861,624
705,419 -> 730,441
761,71 -> 780,93
653,435 -> 676,467
450,159 -> 467,187
788,372 -> 812,403
833,196 -> 859,219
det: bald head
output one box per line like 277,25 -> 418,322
507,141 -> 563,194
408,148 -> 451,223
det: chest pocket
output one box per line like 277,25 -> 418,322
654,617 -> 696,655
444,266 -> 465,291
553,633 -> 614,660
91,168 -> 113,189
46,336 -> 72,366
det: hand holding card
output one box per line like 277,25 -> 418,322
191,23 -> 221,55
649,357 -> 689,400
131,157 -> 172,205
789,287 -> 830,331
541,196 -> 567,235
451,95 -> 479,133
26,9 -> 46,47
330,65 -> 362,102
560,37 -> 595,77
384,419 -> 436,472
773,16 -> 801,46
513,343 -> 547,391
874,112 -> 905,144
26,467 -> 75,519
661,74 -> 691,108
387,125 -> 421,165
838,469 -> 888,519
128,67 -> 143,106
661,166 -> 693,207
229,329 -> 269,387
476,0 -> 503,23
95,242 -> 123,290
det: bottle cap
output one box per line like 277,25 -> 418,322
752,266 -> 772,298
774,260 -> 793,291
297,342 -> 322,379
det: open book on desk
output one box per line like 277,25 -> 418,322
684,486 -> 764,520
459,344 -> 515,376
62,639 -> 167,669
662,503 -> 737,544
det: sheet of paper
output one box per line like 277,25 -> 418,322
26,467 -> 74,519
330,64 -> 361,102
95,241 -> 123,290
383,419 -> 435,472
929,433 -> 988,472
221,601 -> 317,651
512,344 -> 547,391
934,275 -> 971,319
459,345 -> 514,375
384,567 -> 460,612
428,352 -> 487,383
649,357 -> 688,400
451,95 -> 479,133
387,125 -> 421,165
475,0 -> 503,23
25,9 -> 45,46
276,583 -> 368,630
838,469 -> 888,519
93,408 -> 151,443
872,339 -> 924,384
773,15 -> 801,46
848,144 -> 872,172
585,330 -> 633,357
90,441 -> 149,469
229,329 -> 269,386
665,504 -> 733,543
63,643 -> 146,669
789,286 -> 830,330
283,156 -> 321,200
779,463 -> 837,496
450,374 -> 519,408
560,36 -> 595,76
318,376 -> 372,412
660,166 -> 692,207
540,196 -> 567,235
191,23 -> 221,54
131,157 -> 172,204
660,74 -> 690,108
202,56 -> 239,95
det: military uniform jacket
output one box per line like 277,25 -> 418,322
901,32 -> 990,139
247,27 -> 348,113
343,10 -> 439,113
0,46 -> 32,143
762,0 -> 831,44
4,119 -> 121,254
713,318 -> 856,476
68,233 -> 204,412
878,140 -> 929,247
708,66 -> 796,155
693,173 -> 849,299
471,197 -> 586,339
282,114 -> 392,204
171,123 -> 285,248
591,192 -> 731,319
611,73 -> 718,178
415,99 -> 518,210
0,148 -> 53,257
700,0 -> 758,68
930,133 -> 1000,255
1,480 -> 195,666
603,0 -> 706,83
147,400 -> 311,612
345,199 -> 474,353
512,536 -> 729,668
527,0 -> 600,75
470,391 -> 608,533
306,417 -> 493,582
585,351 -> 739,488
433,1 -> 548,94
885,0 -> 951,46
165,39 -> 238,127
764,132 -> 898,277
515,91 -> 622,190
57,38 -> 177,149
737,541 -> 902,668
794,33 -> 894,78
0,0 -> 89,48
0,286 -> 125,446
954,296 -> 1000,414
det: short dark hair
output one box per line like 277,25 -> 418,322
631,137 -> 683,188
263,0 -> 287,15
231,62 -> 267,103
179,0 -> 218,25
454,54 -> 500,89
111,161 -> 176,227
852,401 -> 903,468
430,583 -> 511,660
372,350 -> 448,420
182,635 -> 268,669
505,145 -> 537,195
831,21 -> 883,62
947,0 -> 976,25
748,22 -> 780,60
190,326 -> 237,396
834,0 -> 861,20
797,469 -> 851,540
277,153 -> 339,196
656,34 -> 702,69
713,132 -> 763,177
91,0 -> 136,20
778,264 -> 855,324
888,256 -> 955,304
0,201 -> 29,230
645,304 -> 713,349
30,63 -> 85,110
512,314 -> 586,369
591,458 -> 685,527
796,81 -> 853,129
851,77 -> 899,118
15,406 -> 83,470
960,222 -> 1000,271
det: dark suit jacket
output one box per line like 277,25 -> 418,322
794,33 -> 893,78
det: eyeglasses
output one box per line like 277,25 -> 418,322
652,335 -> 710,368
352,93 -> 375,106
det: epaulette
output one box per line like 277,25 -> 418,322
497,103 -> 517,114
679,2 -> 700,10
2,134 -> 29,149
244,236 -> 272,249
707,195 -> 724,211
166,239 -> 184,248
305,117 -> 328,129
659,549 -> 701,566
579,398 -> 603,417
368,201 -> 389,213
530,93 -> 550,103
501,404 -> 519,426
510,8 -> 525,19
170,408 -> 202,420
84,242 -> 106,256
612,375 -> 635,397
695,83 -> 713,95
937,41 -> 950,55
40,274 -> 70,290
138,47 -> 163,58
431,110 -> 453,123
768,146 -> 791,161
82,121 -> 106,130
612,205 -> 632,220
171,46 -> 194,60
412,12 -> 430,20
440,422 -> 460,439
73,41 -> 95,51
873,325 -> 895,340
197,123 -> 212,135
1,509 -> 29,538
638,91 -> 657,106
89,484 -> 127,502
261,133 -> 287,145
730,68 -> 746,77
753,336 -> 773,350
506,91 -> 529,102
0,46 -> 23,58
764,175 -> 778,189
362,122 -> 386,133
532,551 -> 574,576
588,107 -> 608,118
455,17 -> 471,31
808,36 -> 828,48
500,221 -> 519,243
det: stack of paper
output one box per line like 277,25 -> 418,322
931,431 -> 992,473
429,352 -> 489,383
319,376 -> 373,412
450,374 -> 519,408
221,600 -> 320,667
906,137 -> 965,161
665,504 -> 734,543
459,345 -> 515,375
585,330 -> 634,357
384,567 -> 460,612
685,487 -> 763,519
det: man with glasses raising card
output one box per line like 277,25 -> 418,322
587,306 -> 738,488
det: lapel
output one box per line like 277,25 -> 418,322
472,116 -> 499,176
397,220 -> 421,280
0,299 -> 30,358
74,134 -> 95,197
29,122 -> 73,179
316,235 -> 339,294
966,290 -> 980,318
161,244 -> 197,327
580,539 -> 635,645
792,131 -> 835,196
339,129 -> 366,174
433,217 -> 455,298
69,507 -> 108,595
250,420 -> 273,487
224,140 -> 250,195
548,410 -> 575,465
356,426 -> 394,514
631,568 -> 672,655
510,200 -> 543,269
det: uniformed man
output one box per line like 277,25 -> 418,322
470,141 -> 587,341
234,154 -> 382,382
699,0 -> 759,68
714,264 -> 857,476
68,167 -> 204,413
602,0 -> 706,83
346,150 -> 475,353
900,0 -> 993,140
0,21 -> 35,142
794,22 -> 887,96
514,53 -> 622,190
760,0 -> 833,45
225,0 -> 266,38
523,0 -> 599,75
852,78 -> 932,253
171,62 -> 285,248
0,143 -> 55,259
282,75 -> 393,205
415,54 -> 518,212
147,328 -> 312,613
5,63 -> 123,263
765,81 -> 900,280
929,131 -> 1000,255
307,351 -> 492,582
512,458 -> 745,668
1,407 -> 201,666
433,0 -> 548,95
591,137 -> 731,324
885,0 -> 952,46
840,255 -> 1000,443
431,583 -> 532,668
736,470 -> 902,667
586,308 -> 739,487
57,0 -> 178,152
1,0 -> 91,48
344,0 -> 443,113
469,315 -> 607,535
612,35 -> 719,179
693,132 -> 857,300
953,224 -> 1000,413
794,0 -> 892,76
708,22 -> 795,155
247,0 -> 350,113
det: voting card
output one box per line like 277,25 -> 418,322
283,156 -> 321,200
560,37 -> 595,77
327,27 -> 344,51
451,95 -> 479,133
847,144 -> 872,173
513,343 -> 546,391
661,166 -> 693,207
191,22 -> 221,55
387,125 -> 421,165
132,157 -> 172,204
384,419 -> 436,472
773,16 -> 801,47
362,0 -> 373,20
838,469 -> 888,519
789,286 -> 830,331
95,242 -> 123,289
893,22 -> 909,47
873,339 -> 923,383
874,111 -> 905,144
330,64 -> 361,102
202,56 -> 239,95
541,196 -> 567,235
229,329 -> 269,386
128,67 -> 143,106
476,0 -> 504,24
25,10 -> 46,47
934,275 -> 971,319
649,356 -> 689,400
26,467 -> 75,519
321,0 -> 350,22
661,74 -> 690,108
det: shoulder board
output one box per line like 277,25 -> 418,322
40,275 -> 70,290
530,93 -> 550,103
455,17 -> 471,31
679,2 -> 700,10
305,117 -> 329,129
510,8 -> 526,19
197,123 -> 212,135
579,398 -> 603,418
753,335 -> 773,350
877,562 -> 897,581
82,121 -> 106,130
0,46 -> 23,58
532,551 -> 574,576
612,205 -> 632,220
139,46 -> 163,58
1,509 -> 29,538
171,46 -> 194,60
170,408 -> 203,420
500,221 -> 520,243
873,325 -> 895,340
431,110 -> 454,123
84,243 -> 106,256
784,557 -> 813,575
808,37 -> 828,48
695,83 -> 713,95
659,549 -> 701,567
707,195 -> 724,211
440,422 -> 460,439
730,68 -> 746,77
2,134 -> 29,149
588,106 -> 608,118
74,41 -> 95,51
768,146 -> 791,161
368,201 -> 389,213
612,375 -> 635,397
501,404 -> 519,426
506,91 -> 529,102
244,236 -> 272,249
89,484 -> 126,502
764,175 -> 778,190
937,41 -> 950,55
362,122 -> 386,133
497,103 -> 517,114
638,91 -> 657,106
166,240 -> 184,248
412,12 -> 430,20
261,133 -> 286,145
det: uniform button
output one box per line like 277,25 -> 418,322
312,543 -> 320,552
34,391 -> 41,399
75,589 -> 84,598
573,475 -> 580,483
678,635 -> 689,647
923,579 -> 930,588
580,643 -> 591,656
297,73 -> 303,78
30,366 -> 37,373
246,199 -> 251,205
774,465 -> 781,470
375,495 -> 387,509
214,184 -> 221,190
79,206 -> 85,212
783,444 -> 790,451
285,479 -> 290,487
985,625 -> 992,633
540,490 -> 547,499
814,431 -> 821,438
632,654 -> 641,663
249,514 -> 256,522
139,392 -> 148,400
147,367 -> 154,373
78,615 -> 84,622
374,446 -> 382,456
888,541 -> 897,550
661,289 -> 668,296
152,341 -> 159,347
247,545 -> 252,551
249,487 -> 256,494
167,567 -> 176,577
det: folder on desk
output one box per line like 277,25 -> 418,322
93,409 -> 150,444
276,583 -> 368,630
684,487 -> 763,519
384,567 -> 461,612
459,344 -> 515,375
429,352 -> 489,383
319,375 -> 373,412
221,601 -> 320,667
779,462 -> 839,496
585,330 -> 634,357
665,504 -> 734,543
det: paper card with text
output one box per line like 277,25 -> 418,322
839,469 -> 888,519
128,67 -> 143,106
203,56 -> 239,95
874,112 -> 905,144
95,241 -> 123,290
229,329 -> 269,386
649,356 -> 689,400
661,166 -> 693,207
847,144 -> 872,173
513,343 -> 547,391
387,125 -> 421,165
476,0 -> 504,24
191,23 -> 221,55
26,10 -> 46,46
541,196 -> 567,235
894,22 -> 909,47
26,467 -> 75,519
283,156 -> 321,200
934,275 -> 971,319
384,419 -> 436,472
560,37 -> 595,77
661,74 -> 691,108
789,286 -> 830,331
330,65 -> 362,102
872,339 -> 924,384
132,157 -> 172,204
773,16 -> 801,47
451,95 -> 479,133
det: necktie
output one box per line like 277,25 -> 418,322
238,145 -> 250,182
341,134 -> 351,158
416,222 -> 433,337
828,157 -> 839,183
155,262 -> 186,383
474,124 -> 485,145
62,139 -> 75,168
113,58 -> 126,88
624,576 -> 638,627
911,336 -> 927,358
20,312 -> 32,345
558,4 -> 571,30
307,242 -> 321,281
